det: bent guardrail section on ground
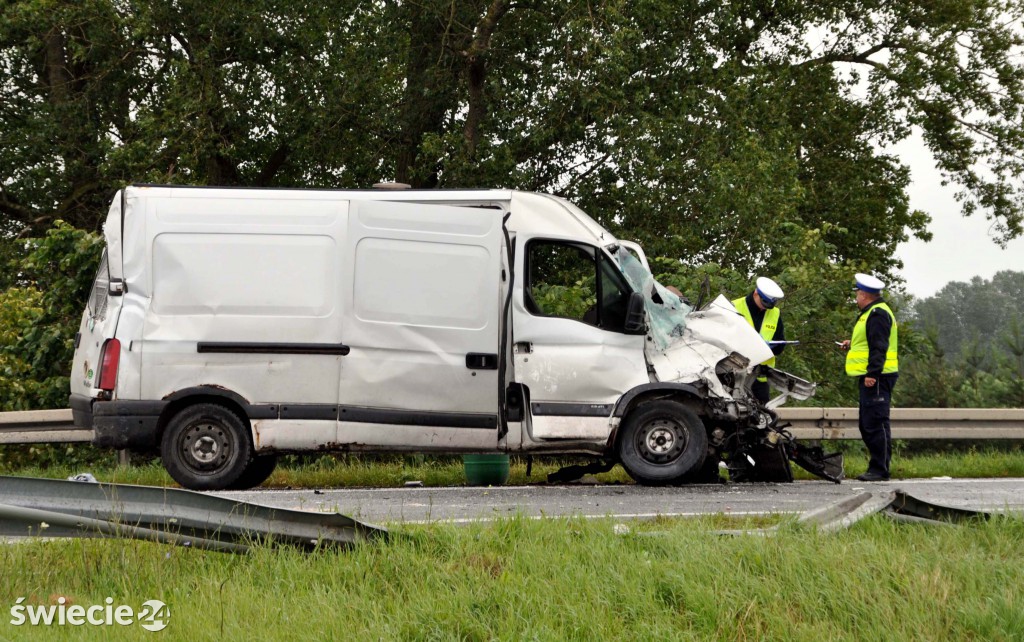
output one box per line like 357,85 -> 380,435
1,407 -> 1023,445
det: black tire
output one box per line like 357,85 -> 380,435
227,455 -> 279,490
160,403 -> 253,491
618,400 -> 708,485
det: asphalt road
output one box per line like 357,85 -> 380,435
216,477 -> 1024,524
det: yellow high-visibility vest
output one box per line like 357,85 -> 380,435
845,302 -> 899,376
732,296 -> 780,381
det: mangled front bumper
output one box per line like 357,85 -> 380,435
763,367 -> 817,409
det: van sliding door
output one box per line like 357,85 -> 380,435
338,200 -> 504,450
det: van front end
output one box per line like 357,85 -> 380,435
610,249 -> 841,484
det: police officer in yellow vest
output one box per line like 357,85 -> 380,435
839,273 -> 898,482
732,277 -> 786,405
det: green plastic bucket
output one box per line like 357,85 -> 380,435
463,454 -> 510,486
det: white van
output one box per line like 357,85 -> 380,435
70,185 -> 827,490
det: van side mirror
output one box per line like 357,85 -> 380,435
624,291 -> 646,334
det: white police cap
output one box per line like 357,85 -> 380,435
755,277 -> 784,306
854,273 -> 885,293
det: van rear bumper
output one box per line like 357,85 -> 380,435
69,393 -> 95,428
72,395 -> 166,451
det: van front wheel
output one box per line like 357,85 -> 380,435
618,401 -> 707,485
161,403 -> 253,491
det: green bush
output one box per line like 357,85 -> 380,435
0,221 -> 102,411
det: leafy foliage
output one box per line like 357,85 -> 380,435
911,271 -> 1024,363
2,1 -> 1022,265
0,222 -> 102,411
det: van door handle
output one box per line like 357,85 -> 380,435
466,353 -> 498,370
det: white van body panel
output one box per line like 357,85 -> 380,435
511,284 -> 648,440
138,188 -> 348,405
340,200 -> 502,418
71,184 -> 820,491
504,194 -> 652,440
70,196 -> 126,401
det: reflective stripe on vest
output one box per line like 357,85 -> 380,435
845,302 -> 899,376
732,296 -> 779,380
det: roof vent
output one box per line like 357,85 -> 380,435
372,182 -> 412,190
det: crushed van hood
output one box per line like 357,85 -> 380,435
647,295 -> 773,397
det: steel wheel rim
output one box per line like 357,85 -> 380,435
637,417 -> 687,465
180,421 -> 232,472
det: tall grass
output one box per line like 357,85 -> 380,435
1,514 -> 1022,640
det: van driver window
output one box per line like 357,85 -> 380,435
526,241 -> 632,333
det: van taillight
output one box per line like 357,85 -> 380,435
98,338 -> 120,392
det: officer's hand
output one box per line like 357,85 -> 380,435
838,340 -> 850,350
864,376 -> 877,387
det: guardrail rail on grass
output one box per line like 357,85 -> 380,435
1,407 -> 1023,445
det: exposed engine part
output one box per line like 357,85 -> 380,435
713,416 -> 843,484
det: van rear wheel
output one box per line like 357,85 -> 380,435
161,403 -> 253,491
618,400 -> 707,485
227,455 -> 278,490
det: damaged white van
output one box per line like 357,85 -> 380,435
70,185 -> 839,490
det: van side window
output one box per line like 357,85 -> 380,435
88,250 -> 110,320
526,241 -> 633,333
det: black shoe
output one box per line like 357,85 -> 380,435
855,472 -> 890,482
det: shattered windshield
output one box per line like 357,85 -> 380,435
616,249 -> 693,350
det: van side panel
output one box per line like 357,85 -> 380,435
138,194 -> 347,406
338,201 -> 502,447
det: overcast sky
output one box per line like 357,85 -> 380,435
893,135 -> 1024,299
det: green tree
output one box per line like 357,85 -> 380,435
2,0 -> 1024,410
4,0 -> 1022,264
912,271 -> 1024,362
990,318 -> 1024,407
898,328 -> 964,408
0,223 -> 102,410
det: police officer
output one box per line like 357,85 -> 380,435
732,277 -> 786,404
839,273 -> 898,482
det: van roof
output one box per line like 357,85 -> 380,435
121,184 -> 618,248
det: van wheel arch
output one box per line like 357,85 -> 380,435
156,387 -> 253,446
609,384 -> 708,448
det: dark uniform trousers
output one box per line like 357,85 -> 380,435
751,378 -> 770,405
858,373 -> 898,477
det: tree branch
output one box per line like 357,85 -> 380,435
795,40 -> 893,69
0,190 -> 36,226
255,143 -> 292,186
462,0 -> 512,160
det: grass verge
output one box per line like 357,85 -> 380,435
1,513 -> 1022,640
2,445 -> 1024,489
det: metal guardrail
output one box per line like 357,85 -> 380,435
1,407 -> 1024,445
0,409 -> 90,444
0,475 -> 387,551
779,407 -> 1024,440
